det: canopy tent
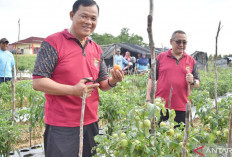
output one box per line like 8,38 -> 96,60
102,43 -> 169,67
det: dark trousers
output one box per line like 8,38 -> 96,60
158,109 -> 186,128
0,77 -> 12,84
44,122 -> 99,157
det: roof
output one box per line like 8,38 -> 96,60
227,57 -> 232,61
102,43 -> 169,59
10,37 -> 45,45
191,51 -> 207,57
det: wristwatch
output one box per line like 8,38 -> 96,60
191,79 -> 196,85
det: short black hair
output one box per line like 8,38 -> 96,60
72,0 -> 99,15
171,30 -> 186,39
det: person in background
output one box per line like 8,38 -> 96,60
137,53 -> 141,62
32,0 -> 124,156
124,51 -> 131,62
0,38 -> 16,84
114,48 -> 128,70
146,30 -> 200,127
137,53 -> 149,70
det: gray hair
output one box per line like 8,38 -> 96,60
171,30 -> 186,40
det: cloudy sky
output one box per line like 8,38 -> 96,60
0,0 -> 231,55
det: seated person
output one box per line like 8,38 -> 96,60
137,54 -> 149,70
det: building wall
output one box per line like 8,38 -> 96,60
11,43 -> 42,54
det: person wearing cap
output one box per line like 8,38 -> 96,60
146,30 -> 200,127
0,38 -> 16,84
32,0 -> 124,156
114,48 -> 128,69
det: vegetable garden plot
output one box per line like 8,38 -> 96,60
0,68 -> 232,156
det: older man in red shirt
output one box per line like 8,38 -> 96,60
146,30 -> 200,126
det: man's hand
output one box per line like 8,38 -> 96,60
72,77 -> 99,98
186,72 -> 194,84
109,69 -> 124,85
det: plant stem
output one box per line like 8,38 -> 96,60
182,102 -> 190,157
228,103 -> 232,157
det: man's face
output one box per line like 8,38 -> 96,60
170,33 -> 187,55
0,43 -> 8,51
70,5 -> 98,39
116,51 -> 120,55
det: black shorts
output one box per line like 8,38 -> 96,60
158,109 -> 186,127
44,122 -> 99,157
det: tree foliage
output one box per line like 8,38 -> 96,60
90,28 -> 147,46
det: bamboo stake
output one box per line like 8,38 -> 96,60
214,21 -> 222,114
168,85 -> 173,109
182,101 -> 190,157
186,67 -> 193,126
79,88 -> 87,157
11,67 -> 16,125
228,104 -> 232,157
147,0 -> 156,134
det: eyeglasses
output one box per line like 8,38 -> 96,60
173,40 -> 187,45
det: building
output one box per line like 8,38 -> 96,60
191,51 -> 208,70
216,57 -> 232,68
9,37 -> 44,54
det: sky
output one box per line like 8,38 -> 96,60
0,0 -> 231,56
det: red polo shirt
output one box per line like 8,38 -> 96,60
155,49 -> 197,111
33,29 -> 104,127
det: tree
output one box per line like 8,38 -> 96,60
209,54 -> 213,61
90,28 -> 147,46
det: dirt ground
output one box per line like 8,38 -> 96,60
15,125 -> 45,150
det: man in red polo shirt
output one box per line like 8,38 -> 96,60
146,30 -> 200,126
33,0 -> 124,156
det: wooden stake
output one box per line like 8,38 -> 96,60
79,88 -> 87,157
186,68 -> 193,126
147,0 -> 156,134
11,67 -> 16,125
182,101 -> 190,157
214,21 -> 222,114
168,85 -> 173,109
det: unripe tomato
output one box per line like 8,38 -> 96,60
168,129 -> 174,136
134,140 -> 141,150
121,139 -> 128,148
208,116 -> 213,120
114,64 -> 121,70
120,132 -> 126,139
144,119 -> 151,128
160,122 -> 167,127
223,129 -> 229,135
139,122 -> 144,129
112,133 -> 118,139
216,131 -> 221,136
176,133 -> 182,140
135,116 -> 140,122
179,142 -> 183,147
114,150 -> 119,156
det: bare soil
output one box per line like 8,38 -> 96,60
15,125 -> 45,150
